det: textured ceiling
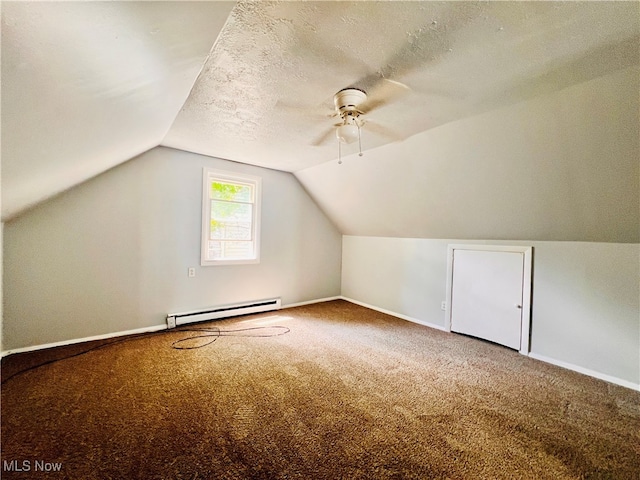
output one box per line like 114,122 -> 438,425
2,1 -> 639,220
163,1 -> 639,172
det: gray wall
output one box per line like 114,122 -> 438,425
293,65 -> 640,388
342,236 -> 640,388
3,147 -> 342,351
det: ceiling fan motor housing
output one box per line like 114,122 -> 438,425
334,88 -> 367,114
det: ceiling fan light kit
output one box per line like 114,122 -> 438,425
336,119 -> 360,144
316,83 -> 408,164
333,88 -> 367,163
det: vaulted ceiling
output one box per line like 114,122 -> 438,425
2,1 -> 639,222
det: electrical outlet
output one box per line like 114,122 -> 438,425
441,301 -> 446,311
188,267 -> 196,278
167,316 -> 176,329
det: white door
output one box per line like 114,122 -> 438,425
450,249 -> 524,350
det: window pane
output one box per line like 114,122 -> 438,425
208,240 -> 254,260
210,221 -> 252,241
210,181 -> 253,202
211,200 -> 252,222
202,169 -> 260,265
208,240 -> 222,260
210,201 -> 252,241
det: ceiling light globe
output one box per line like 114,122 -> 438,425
336,124 -> 359,144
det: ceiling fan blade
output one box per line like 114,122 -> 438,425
311,127 -> 336,147
362,120 -> 406,142
276,99 -> 336,119
359,78 -> 411,114
342,5 -> 488,109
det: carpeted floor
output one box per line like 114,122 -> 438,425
2,300 -> 639,479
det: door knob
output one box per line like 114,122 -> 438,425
516,305 -> 522,309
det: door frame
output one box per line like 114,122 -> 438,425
444,244 -> 533,355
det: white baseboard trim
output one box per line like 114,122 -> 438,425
528,352 -> 640,392
4,302 -> 636,392
1,324 -> 168,358
340,297 -> 639,392
340,296 -> 448,332
0,298 -> 343,357
282,296 -> 342,309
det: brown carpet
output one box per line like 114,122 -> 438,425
2,300 -> 639,479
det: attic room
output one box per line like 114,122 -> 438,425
1,1 -> 639,478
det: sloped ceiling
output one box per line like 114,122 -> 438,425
2,1 -> 639,223
163,1 -> 639,172
295,65 -> 640,243
1,1 -> 234,220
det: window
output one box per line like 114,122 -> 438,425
201,168 -> 261,265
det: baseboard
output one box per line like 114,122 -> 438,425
340,297 -> 640,392
4,302 -> 636,393
340,296 -> 448,332
1,297 -> 343,357
528,352 -> 639,392
282,296 -> 342,309
1,324 -> 168,358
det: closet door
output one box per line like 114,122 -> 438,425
450,248 -> 527,350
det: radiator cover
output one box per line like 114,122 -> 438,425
166,298 -> 281,329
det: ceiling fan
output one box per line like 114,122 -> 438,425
333,87 -> 366,146
312,79 -> 410,163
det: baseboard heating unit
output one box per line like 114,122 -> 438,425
166,298 -> 281,329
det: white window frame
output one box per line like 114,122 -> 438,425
201,168 -> 261,266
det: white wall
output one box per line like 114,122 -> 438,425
2,147 -> 342,351
342,236 -> 640,388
